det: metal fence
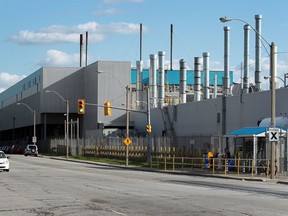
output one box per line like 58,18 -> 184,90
151,157 -> 273,178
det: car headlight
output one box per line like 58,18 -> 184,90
4,159 -> 9,164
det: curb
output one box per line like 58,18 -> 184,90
45,156 -> 288,184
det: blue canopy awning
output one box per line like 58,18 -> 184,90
226,127 -> 286,137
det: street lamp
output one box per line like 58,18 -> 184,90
220,16 -> 277,179
17,103 -> 36,145
45,90 -> 69,159
96,71 -> 130,167
264,75 -> 287,88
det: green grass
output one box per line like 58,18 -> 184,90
43,153 -> 149,167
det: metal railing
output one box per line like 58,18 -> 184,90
151,156 -> 272,178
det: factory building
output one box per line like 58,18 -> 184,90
0,60 -> 231,144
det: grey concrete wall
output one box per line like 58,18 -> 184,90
131,88 -> 288,139
83,61 -> 131,137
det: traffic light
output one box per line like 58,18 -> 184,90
78,99 -> 85,114
104,101 -> 112,116
146,124 -> 152,133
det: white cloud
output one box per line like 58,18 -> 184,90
10,22 -> 144,44
0,72 -> 26,93
37,49 -> 80,67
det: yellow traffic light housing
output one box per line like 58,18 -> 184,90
104,101 -> 112,116
146,124 -> 152,133
78,99 -> 85,114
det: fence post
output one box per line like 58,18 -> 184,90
224,159 -> 227,176
251,159 -> 254,178
237,158 -> 240,176
182,157 -> 184,173
212,158 -> 215,175
191,158 -> 193,170
164,157 -> 166,171
173,157 -> 175,171
267,160 -> 270,178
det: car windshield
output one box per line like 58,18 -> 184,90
0,152 -> 6,158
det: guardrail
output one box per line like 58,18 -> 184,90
151,156 -> 272,178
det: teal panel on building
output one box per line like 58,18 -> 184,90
131,69 -> 233,86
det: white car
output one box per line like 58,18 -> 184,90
0,151 -> 9,172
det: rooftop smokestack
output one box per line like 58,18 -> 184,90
170,24 -> 173,70
80,34 -> 83,67
243,24 -> 250,94
203,52 -> 210,100
179,59 -> 187,103
255,15 -> 262,91
140,23 -> 143,61
223,26 -> 230,96
149,54 -> 157,108
85,31 -> 88,66
194,57 -> 202,102
158,51 -> 165,108
136,60 -> 143,110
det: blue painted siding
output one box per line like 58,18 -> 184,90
131,69 -> 233,85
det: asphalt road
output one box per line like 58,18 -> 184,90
1,155 -> 288,216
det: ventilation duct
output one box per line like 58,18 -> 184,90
255,15 -> 262,91
194,57 -> 201,102
136,60 -> 143,110
179,59 -> 187,103
224,26 -> 230,96
149,54 -> 157,108
158,51 -> 165,108
203,52 -> 210,99
243,24 -> 250,94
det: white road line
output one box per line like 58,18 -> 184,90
111,209 -> 128,216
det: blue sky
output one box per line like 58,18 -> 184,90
1,0 -> 288,92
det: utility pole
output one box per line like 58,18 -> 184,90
270,42 -> 276,179
125,86 -> 130,167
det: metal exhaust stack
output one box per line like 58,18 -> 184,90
243,24 -> 250,94
140,23 -> 142,61
80,34 -> 83,67
194,57 -> 202,102
158,51 -> 165,108
179,59 -> 187,103
224,26 -> 230,96
203,52 -> 210,99
170,24 -> 173,70
149,54 -> 157,108
213,74 -> 218,99
85,31 -> 88,66
255,15 -> 262,91
136,60 -> 143,110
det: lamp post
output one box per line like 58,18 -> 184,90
17,103 -> 36,145
264,75 -> 286,88
45,90 -> 69,159
220,16 -> 277,179
97,71 -> 130,167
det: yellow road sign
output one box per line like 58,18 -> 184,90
123,137 -> 132,146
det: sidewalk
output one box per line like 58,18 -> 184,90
47,156 -> 288,185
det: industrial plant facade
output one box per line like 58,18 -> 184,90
1,60 -> 287,173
